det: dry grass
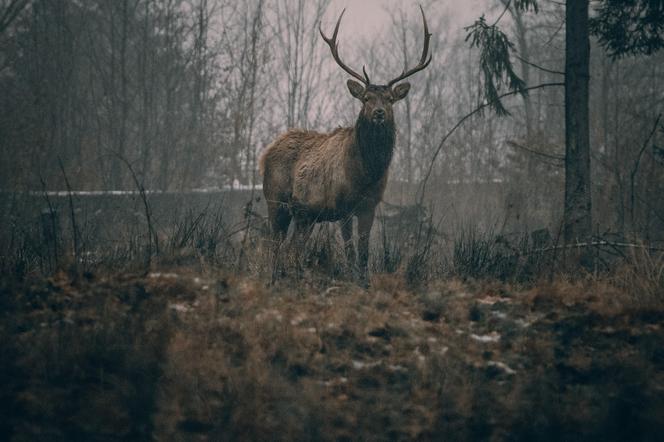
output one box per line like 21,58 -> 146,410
1,266 -> 663,441
2,200 -> 663,439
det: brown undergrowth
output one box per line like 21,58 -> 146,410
1,269 -> 663,441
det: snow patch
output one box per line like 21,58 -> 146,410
169,303 -> 190,313
290,314 -> 307,326
491,311 -> 508,320
148,272 -> 179,279
470,331 -> 501,343
477,296 -> 511,305
487,360 -> 517,375
255,309 -> 283,322
351,360 -> 381,370
322,286 -> 340,296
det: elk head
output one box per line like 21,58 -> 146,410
319,6 -> 432,126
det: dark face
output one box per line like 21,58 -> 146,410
347,80 -> 410,125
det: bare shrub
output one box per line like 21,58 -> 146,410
608,247 -> 664,307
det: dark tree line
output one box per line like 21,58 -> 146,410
0,0 -> 267,191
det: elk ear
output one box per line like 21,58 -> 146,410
392,82 -> 411,101
347,79 -> 365,100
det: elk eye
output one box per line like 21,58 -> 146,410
363,96 -> 370,102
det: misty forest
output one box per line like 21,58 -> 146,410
1,0 -> 664,440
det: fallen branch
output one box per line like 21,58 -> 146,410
516,240 -> 664,256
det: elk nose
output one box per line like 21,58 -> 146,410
373,109 -> 385,119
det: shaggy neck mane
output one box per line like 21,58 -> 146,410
354,116 -> 396,183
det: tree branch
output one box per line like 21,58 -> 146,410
493,0 -> 512,26
515,55 -> 565,75
506,140 -> 565,162
417,81 -> 565,204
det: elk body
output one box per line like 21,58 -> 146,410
260,7 -> 432,278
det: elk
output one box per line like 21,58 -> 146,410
260,6 -> 432,278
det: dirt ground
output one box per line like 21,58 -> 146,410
1,269 -> 663,441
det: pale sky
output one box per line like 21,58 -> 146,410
325,0 -> 487,38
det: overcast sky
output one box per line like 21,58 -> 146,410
325,0 -> 488,38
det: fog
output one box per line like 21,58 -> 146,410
326,0 -> 484,35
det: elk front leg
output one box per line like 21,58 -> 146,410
357,208 -> 376,282
292,217 -> 314,277
340,217 -> 356,271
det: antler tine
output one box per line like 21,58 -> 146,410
362,66 -> 371,84
387,5 -> 433,87
319,9 -> 370,85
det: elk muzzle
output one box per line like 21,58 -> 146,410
372,108 -> 386,124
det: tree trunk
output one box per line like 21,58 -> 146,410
563,0 -> 592,243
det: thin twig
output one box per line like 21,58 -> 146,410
514,55 -> 565,76
506,140 -> 565,162
114,153 -> 158,267
38,173 -> 59,271
57,157 -> 80,269
630,114 -> 662,233
519,240 -> 664,256
493,0 -> 512,27
543,16 -> 565,47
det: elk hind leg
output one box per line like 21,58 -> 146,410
268,201 -> 291,280
340,217 -> 357,274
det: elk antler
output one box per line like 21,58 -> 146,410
387,5 -> 432,87
319,9 -> 371,85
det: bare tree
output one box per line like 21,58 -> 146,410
270,0 -> 330,129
